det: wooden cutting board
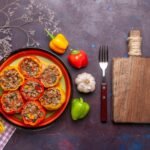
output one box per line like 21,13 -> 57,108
112,30 -> 150,123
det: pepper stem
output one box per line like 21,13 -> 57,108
70,49 -> 80,55
79,97 -> 84,103
45,29 -> 55,39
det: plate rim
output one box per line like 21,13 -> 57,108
0,47 -> 73,131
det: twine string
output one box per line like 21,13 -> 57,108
128,31 -> 142,56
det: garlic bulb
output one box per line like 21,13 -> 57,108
75,72 -> 96,93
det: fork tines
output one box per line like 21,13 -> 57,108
99,46 -> 109,62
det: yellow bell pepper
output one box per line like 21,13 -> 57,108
39,87 -> 66,111
0,66 -> 24,91
0,120 -> 5,133
45,29 -> 69,54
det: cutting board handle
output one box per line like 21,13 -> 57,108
128,30 -> 142,56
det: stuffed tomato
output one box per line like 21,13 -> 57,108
18,56 -> 42,78
20,79 -> 44,101
0,66 -> 24,91
21,101 -> 46,126
39,87 -> 65,111
1,90 -> 24,114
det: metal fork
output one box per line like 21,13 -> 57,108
99,46 -> 108,122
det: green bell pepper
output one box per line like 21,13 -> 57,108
71,97 -> 90,120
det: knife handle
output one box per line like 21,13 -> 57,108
100,82 -> 107,122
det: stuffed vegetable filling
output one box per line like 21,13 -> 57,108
0,67 -> 24,91
1,91 -> 24,114
22,101 -> 45,124
19,56 -> 42,78
40,64 -> 62,87
39,88 -> 61,106
20,79 -> 44,101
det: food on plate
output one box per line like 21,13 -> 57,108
45,29 -> 69,54
0,66 -> 24,91
22,101 -> 46,126
68,49 -> 88,69
39,87 -> 65,111
18,56 -> 42,78
0,86 -> 3,97
20,79 -> 44,101
1,91 -> 24,114
40,64 -> 62,88
0,51 -> 70,128
71,97 -> 90,121
75,72 -> 96,93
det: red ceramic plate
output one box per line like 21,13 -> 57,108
0,48 -> 72,129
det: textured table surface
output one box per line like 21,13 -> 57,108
1,0 -> 150,150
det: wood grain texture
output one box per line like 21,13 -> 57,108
113,57 -> 150,123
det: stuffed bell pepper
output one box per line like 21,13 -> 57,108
39,87 -> 65,111
21,101 -> 46,126
1,90 -> 24,114
0,66 -> 24,91
18,56 -> 42,78
40,64 -> 62,88
20,78 -> 44,101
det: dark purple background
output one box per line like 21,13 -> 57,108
2,0 -> 150,150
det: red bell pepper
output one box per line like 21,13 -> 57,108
68,49 -> 88,69
20,78 -> 44,101
1,91 -> 24,114
22,101 -> 46,126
